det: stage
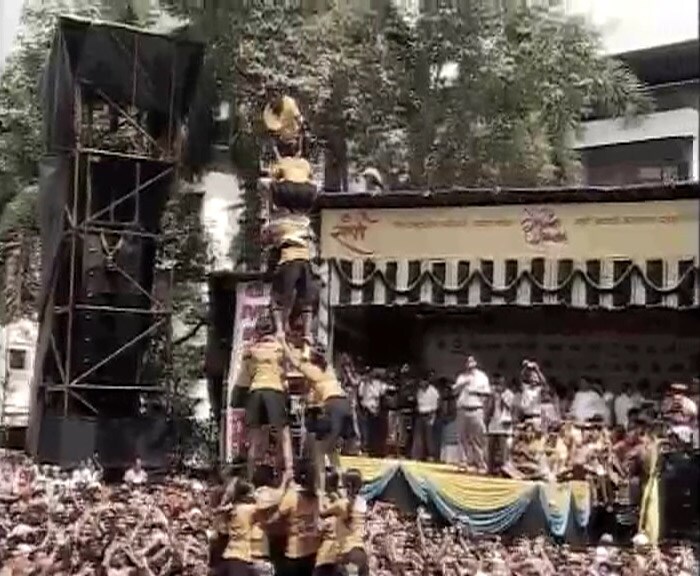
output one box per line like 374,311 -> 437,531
340,456 -> 593,540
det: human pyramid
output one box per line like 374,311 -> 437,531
225,91 -> 365,576
237,89 -> 356,489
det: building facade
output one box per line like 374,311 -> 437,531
568,0 -> 699,184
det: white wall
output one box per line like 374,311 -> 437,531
200,171 -> 244,272
565,0 -> 699,54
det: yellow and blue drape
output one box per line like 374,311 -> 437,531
341,457 -> 590,535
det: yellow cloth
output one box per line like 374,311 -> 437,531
239,338 -> 285,393
263,95 -> 302,143
279,488 -> 320,559
316,495 -> 348,566
639,439 -> 661,544
338,496 -> 367,554
297,358 -> 346,406
339,456 -> 396,483
270,215 -> 311,264
272,156 -> 312,184
222,504 -> 256,562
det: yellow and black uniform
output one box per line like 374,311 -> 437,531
314,494 -> 349,575
338,496 -> 369,576
219,504 -> 259,576
240,337 -> 288,429
263,96 -> 302,146
271,157 -> 316,214
278,486 -> 320,576
269,215 -> 316,313
297,358 -> 354,444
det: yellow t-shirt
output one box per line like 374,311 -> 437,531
298,361 -> 346,406
338,496 -> 367,554
264,95 -> 302,143
279,487 -> 320,559
222,504 -> 256,562
239,338 -> 285,393
315,495 -> 349,567
272,156 -> 312,184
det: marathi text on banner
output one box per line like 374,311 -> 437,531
223,281 -> 270,462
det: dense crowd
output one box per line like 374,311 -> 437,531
1,450 -> 698,576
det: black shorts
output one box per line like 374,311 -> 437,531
217,559 -> 255,576
246,389 -> 288,429
272,259 -> 315,311
272,181 -> 316,213
284,555 -> 316,576
322,397 -> 355,443
313,564 -> 340,576
343,548 -> 368,576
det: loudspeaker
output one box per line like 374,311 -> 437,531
659,450 -> 700,541
37,414 -> 172,469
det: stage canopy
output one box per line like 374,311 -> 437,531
317,184 -> 700,311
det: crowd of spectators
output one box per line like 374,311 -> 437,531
336,354 -> 698,537
1,449 -> 698,575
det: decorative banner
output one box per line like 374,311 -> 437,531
223,281 -> 270,463
320,200 -> 700,261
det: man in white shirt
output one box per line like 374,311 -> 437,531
614,382 -> 634,429
570,377 -> 607,424
123,458 -> 148,486
412,378 -> 440,461
358,369 -> 390,457
452,356 -> 491,472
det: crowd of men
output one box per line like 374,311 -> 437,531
1,449 -> 698,576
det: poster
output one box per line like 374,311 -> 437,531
223,281 -> 271,462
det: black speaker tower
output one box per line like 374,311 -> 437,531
28,17 -> 203,468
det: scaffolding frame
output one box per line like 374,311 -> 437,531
40,79 -> 178,418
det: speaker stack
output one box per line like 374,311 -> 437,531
28,16 -> 203,468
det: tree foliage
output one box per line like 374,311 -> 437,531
169,0 -> 650,267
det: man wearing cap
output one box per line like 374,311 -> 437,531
238,315 -> 293,482
452,356 -> 491,473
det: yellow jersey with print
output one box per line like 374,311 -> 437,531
315,495 -> 348,567
239,338 -> 285,393
221,503 -> 256,562
272,156 -> 312,184
270,215 -> 312,264
338,496 -> 367,554
298,360 -> 346,406
263,95 -> 302,144
279,487 -> 320,559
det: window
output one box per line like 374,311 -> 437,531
8,349 -> 27,370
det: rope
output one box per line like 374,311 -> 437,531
328,258 -> 699,298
